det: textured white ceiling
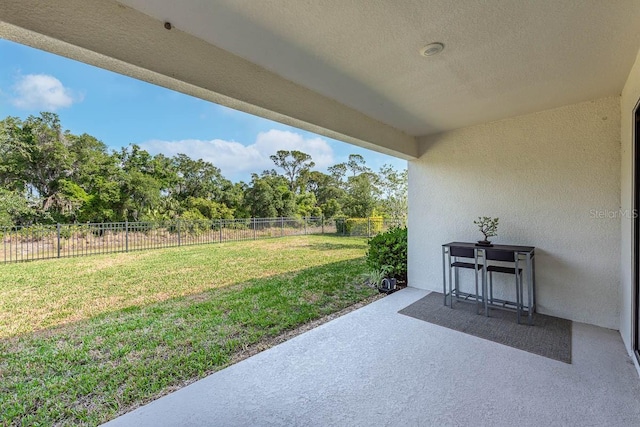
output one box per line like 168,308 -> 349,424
119,0 -> 640,137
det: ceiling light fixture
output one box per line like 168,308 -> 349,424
420,42 -> 444,57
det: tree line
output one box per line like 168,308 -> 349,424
0,113 -> 407,227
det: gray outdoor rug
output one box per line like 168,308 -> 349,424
398,292 -> 572,364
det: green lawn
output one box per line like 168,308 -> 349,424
0,235 -> 376,426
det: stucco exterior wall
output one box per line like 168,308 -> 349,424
620,48 -> 640,355
409,97 -> 621,329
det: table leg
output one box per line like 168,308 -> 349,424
532,253 -> 537,312
489,270 -> 494,305
448,249 -> 453,308
483,251 -> 488,316
475,248 -> 488,316
442,246 -> 447,306
454,260 -> 459,300
474,248 -> 479,313
515,255 -> 521,324
527,252 -> 533,325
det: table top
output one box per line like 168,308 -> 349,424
442,241 -> 535,253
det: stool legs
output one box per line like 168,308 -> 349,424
487,269 -> 523,324
516,270 -> 521,324
489,272 -> 494,304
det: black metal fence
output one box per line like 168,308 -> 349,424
0,217 -> 335,264
0,216 -> 405,264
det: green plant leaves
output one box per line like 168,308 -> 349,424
365,227 -> 407,282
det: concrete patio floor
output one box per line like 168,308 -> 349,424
104,288 -> 640,427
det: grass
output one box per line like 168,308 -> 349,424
0,235 -> 377,426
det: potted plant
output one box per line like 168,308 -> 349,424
474,216 -> 499,246
362,265 -> 397,294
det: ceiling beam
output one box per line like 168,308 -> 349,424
0,0 -> 417,159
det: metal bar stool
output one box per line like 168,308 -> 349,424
448,246 -> 485,313
485,249 -> 524,323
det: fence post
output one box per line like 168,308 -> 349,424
219,219 -> 223,242
56,223 -> 61,258
321,215 -> 324,234
304,217 -> 307,235
177,219 -> 181,246
367,217 -> 371,237
281,217 -> 284,237
253,217 -> 256,240
125,220 -> 129,252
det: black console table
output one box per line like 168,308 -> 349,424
442,242 -> 536,324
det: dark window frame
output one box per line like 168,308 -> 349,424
632,96 -> 640,364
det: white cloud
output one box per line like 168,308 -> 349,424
11,74 -> 81,111
139,129 -> 335,181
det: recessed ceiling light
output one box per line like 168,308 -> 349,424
420,42 -> 444,57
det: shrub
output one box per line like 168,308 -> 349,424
224,219 -> 249,230
179,210 -> 211,235
366,227 -> 407,282
59,223 -> 91,239
17,224 -> 57,241
336,217 -> 384,236
361,265 -> 393,289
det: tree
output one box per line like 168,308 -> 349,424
244,175 -> 277,218
243,173 -> 295,218
68,133 -> 123,222
327,163 -> 347,183
220,181 -> 248,218
184,197 -> 234,220
0,113 -> 78,220
19,114 -> 73,202
269,150 -> 315,193
305,171 -> 345,218
171,153 -> 229,202
122,170 -> 162,220
0,111 -> 410,224
0,188 -> 36,227
339,155 -> 380,218
142,197 -> 182,221
295,192 -> 322,217
377,165 -> 408,219
347,154 -> 369,176
342,172 -> 379,218
0,116 -> 30,192
149,153 -> 179,192
116,145 -> 163,220
320,199 -> 342,219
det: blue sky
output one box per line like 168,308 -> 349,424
0,39 -> 406,182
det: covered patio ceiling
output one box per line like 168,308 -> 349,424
2,1 -> 640,159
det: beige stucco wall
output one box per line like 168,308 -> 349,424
620,48 -> 640,355
409,97 -> 621,329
